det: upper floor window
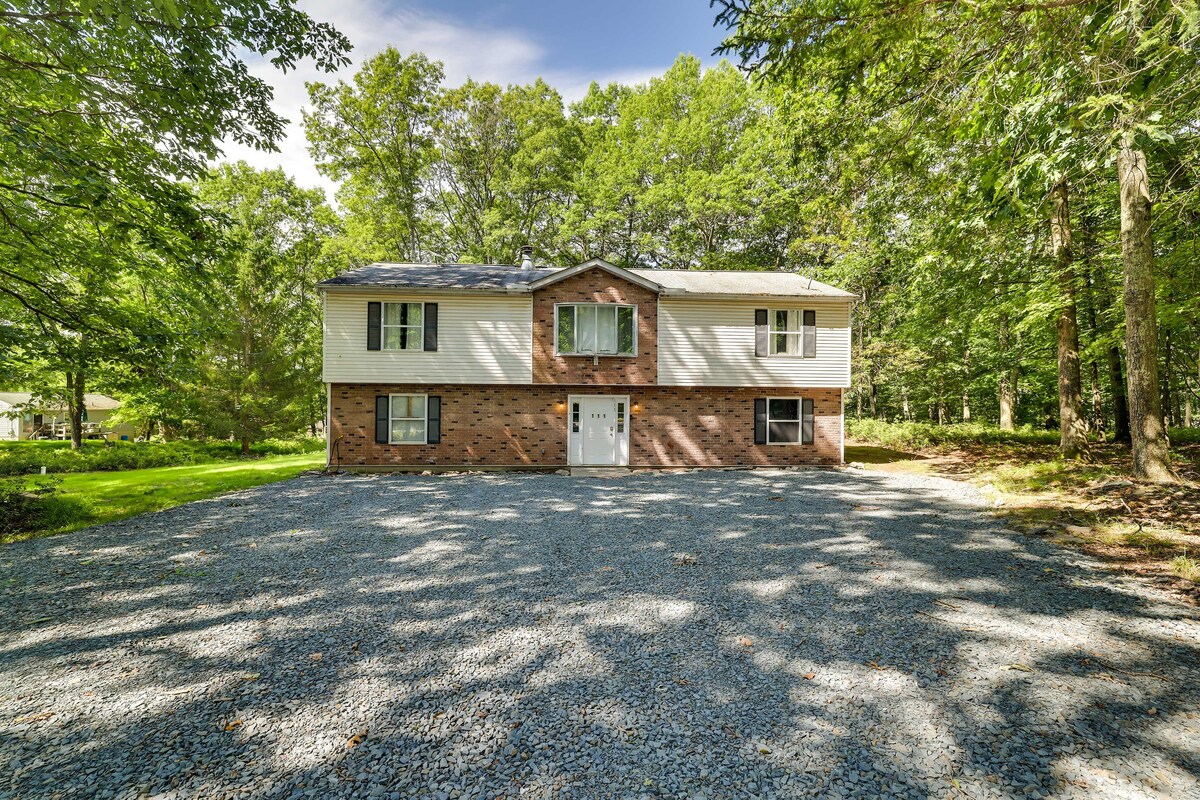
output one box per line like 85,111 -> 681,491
769,309 -> 816,357
556,303 -> 636,356
383,302 -> 423,350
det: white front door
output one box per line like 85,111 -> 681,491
569,396 -> 630,466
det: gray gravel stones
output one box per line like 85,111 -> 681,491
2,468 -> 1198,799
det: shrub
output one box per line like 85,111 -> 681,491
0,437 -> 324,476
846,419 -> 1059,449
0,476 -> 88,537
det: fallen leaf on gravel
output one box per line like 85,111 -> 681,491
758,746 -> 771,754
598,566 -> 615,572
25,617 -> 54,626
224,720 -> 243,731
769,496 -> 784,501
13,711 -> 54,724
866,661 -> 884,671
673,677 -> 691,686
1148,707 -> 1158,715
802,673 -> 816,680
475,711 -> 489,718
1005,664 -> 1034,672
935,667 -> 949,677
737,636 -> 754,648
310,652 -> 323,661
240,672 -> 260,681
346,728 -> 368,748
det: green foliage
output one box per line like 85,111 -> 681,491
0,476 -> 86,536
847,419 -> 1060,450
1,0 -> 349,450
190,163 -> 342,446
0,439 -> 324,477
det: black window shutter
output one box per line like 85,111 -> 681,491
754,398 -> 767,445
367,302 -> 382,351
754,309 -> 768,358
801,398 -> 815,445
423,303 -> 438,351
375,396 -> 389,444
427,396 -> 441,444
802,310 -> 816,358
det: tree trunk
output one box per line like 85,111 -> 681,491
1051,178 -> 1089,458
1091,254 -> 1131,442
868,380 -> 878,418
998,312 -> 1016,430
66,371 -> 85,450
241,435 -> 251,457
1117,139 -> 1174,482
900,384 -> 913,422
1161,329 -> 1174,428
1090,360 -> 1104,440
961,340 -> 971,422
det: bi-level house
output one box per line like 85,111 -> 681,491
319,254 -> 854,469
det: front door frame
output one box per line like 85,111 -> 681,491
567,394 -> 630,466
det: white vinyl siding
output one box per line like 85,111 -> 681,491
658,298 -> 852,387
323,291 -> 533,384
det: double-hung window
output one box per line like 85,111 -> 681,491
756,397 -> 814,445
769,309 -> 817,357
383,302 -> 423,350
556,304 -> 636,356
389,394 -> 427,443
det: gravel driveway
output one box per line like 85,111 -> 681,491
2,469 -> 1198,800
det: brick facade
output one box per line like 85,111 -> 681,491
531,267 -> 658,385
329,383 -> 843,469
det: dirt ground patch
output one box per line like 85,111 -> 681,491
845,439 -> 1200,603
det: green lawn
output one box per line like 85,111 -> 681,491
4,452 -> 324,543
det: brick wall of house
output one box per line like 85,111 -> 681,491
531,267 -> 658,385
329,383 -> 842,468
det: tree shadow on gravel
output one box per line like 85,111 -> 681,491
2,469 -> 1198,800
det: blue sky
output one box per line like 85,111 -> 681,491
223,0 -> 730,194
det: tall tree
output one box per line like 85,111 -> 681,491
193,163 -> 340,452
715,0 -> 1198,479
304,48 -> 443,263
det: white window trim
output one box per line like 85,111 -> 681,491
765,396 -> 814,446
388,393 -> 428,445
554,302 -> 638,357
381,302 -> 424,352
767,308 -> 816,359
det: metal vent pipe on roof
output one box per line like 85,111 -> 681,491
519,245 -> 534,270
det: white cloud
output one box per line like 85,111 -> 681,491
216,0 -> 670,199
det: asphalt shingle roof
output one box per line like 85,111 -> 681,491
318,262 -> 855,298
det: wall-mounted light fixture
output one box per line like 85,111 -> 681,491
632,402 -> 641,412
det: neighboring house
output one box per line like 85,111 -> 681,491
319,256 -> 855,469
0,392 -> 136,441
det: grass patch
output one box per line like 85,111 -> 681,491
983,459 -> 1119,494
1171,553 -> 1200,583
2,452 -> 324,543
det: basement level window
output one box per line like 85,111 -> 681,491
767,398 -> 814,445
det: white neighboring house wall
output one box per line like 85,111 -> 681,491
323,290 -> 534,384
657,297 -> 853,388
0,401 -> 20,440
